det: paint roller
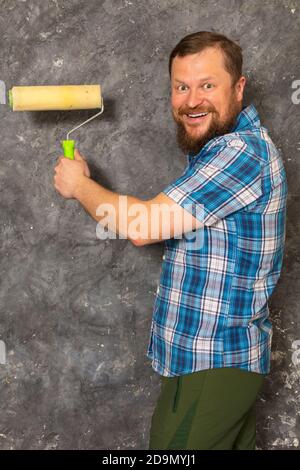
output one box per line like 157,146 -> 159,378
0,81 -> 104,159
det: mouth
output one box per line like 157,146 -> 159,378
184,111 -> 210,124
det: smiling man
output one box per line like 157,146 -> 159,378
54,31 -> 288,450
171,45 -> 243,156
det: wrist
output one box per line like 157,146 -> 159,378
74,175 -> 89,200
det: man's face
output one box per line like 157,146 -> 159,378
171,47 -> 246,155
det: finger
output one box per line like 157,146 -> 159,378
74,148 -> 84,161
55,156 -> 64,167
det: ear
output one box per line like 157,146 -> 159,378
235,76 -> 246,102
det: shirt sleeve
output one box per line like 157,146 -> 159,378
162,139 -> 262,226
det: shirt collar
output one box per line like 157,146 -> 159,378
230,103 -> 261,132
187,103 -> 261,163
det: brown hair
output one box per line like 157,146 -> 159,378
168,31 -> 243,86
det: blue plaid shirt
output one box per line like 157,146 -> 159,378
147,103 -> 287,377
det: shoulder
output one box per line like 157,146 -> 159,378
198,131 -> 266,169
197,133 -> 254,168
206,131 -> 254,153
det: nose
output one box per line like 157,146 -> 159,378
185,88 -> 205,110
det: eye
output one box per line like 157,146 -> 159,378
177,84 -> 188,92
203,83 -> 214,89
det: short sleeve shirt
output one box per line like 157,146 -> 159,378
147,104 -> 288,377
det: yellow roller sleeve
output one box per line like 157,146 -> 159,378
9,85 -> 102,111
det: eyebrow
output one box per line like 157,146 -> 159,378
174,76 -> 216,83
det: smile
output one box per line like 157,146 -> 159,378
185,112 -> 210,124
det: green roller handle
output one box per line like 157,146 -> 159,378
62,140 -> 75,160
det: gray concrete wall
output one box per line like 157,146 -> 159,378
0,0 -> 299,450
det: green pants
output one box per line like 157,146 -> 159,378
149,367 -> 265,450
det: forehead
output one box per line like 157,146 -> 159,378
171,47 -> 229,81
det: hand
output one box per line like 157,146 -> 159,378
77,149 -> 91,178
54,149 -> 90,199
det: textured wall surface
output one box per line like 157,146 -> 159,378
0,0 -> 299,450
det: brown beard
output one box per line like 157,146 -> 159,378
174,100 -> 242,156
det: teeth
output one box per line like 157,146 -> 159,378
188,112 -> 208,118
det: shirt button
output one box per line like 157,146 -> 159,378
156,286 -> 160,294
162,255 -> 165,260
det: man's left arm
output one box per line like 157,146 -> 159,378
53,150 -> 203,246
